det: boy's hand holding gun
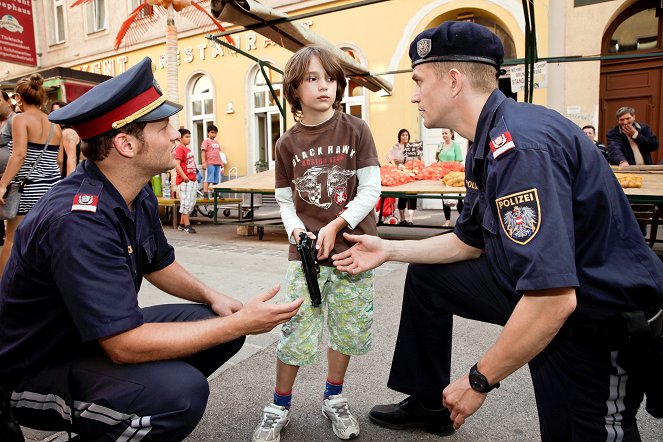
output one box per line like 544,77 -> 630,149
297,231 -> 322,307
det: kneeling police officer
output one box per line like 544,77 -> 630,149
0,57 -> 302,441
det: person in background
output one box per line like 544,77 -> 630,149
175,128 -> 197,233
581,125 -> 608,161
253,46 -> 380,442
606,106 -> 659,166
50,102 -> 82,177
332,21 -> 663,440
50,101 -> 66,112
0,91 -> 15,245
0,74 -> 62,278
386,128 -> 416,225
436,128 -> 464,227
201,124 -> 225,198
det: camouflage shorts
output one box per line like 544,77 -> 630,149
276,261 -> 374,366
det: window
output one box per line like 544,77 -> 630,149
252,67 -> 284,172
86,0 -> 107,34
51,0 -> 66,44
340,48 -> 367,120
129,0 -> 153,19
608,7 -> 659,53
189,75 -> 215,163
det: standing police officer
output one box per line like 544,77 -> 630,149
332,22 -> 663,440
0,57 -> 302,441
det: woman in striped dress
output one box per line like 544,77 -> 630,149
0,74 -> 62,276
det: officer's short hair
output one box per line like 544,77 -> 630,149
582,125 -> 596,133
432,61 -> 498,94
616,106 -> 635,118
81,122 -> 147,162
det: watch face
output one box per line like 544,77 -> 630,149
470,374 -> 488,392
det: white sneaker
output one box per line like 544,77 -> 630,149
322,395 -> 360,440
252,403 -> 290,442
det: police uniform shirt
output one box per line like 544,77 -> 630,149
454,90 -> 663,322
0,160 -> 175,384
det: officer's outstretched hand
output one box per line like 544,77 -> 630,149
442,375 -> 487,431
332,233 -> 387,274
235,284 -> 303,335
209,293 -> 243,317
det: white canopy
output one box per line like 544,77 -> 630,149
210,0 -> 393,94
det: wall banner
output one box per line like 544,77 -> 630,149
0,0 -> 37,66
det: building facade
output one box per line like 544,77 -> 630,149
1,0 -> 661,174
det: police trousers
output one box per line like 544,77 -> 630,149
387,256 -> 646,441
9,304 -> 245,442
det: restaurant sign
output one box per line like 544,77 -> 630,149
0,0 -> 36,66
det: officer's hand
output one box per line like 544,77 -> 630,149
209,292 -> 243,317
235,285 -> 303,335
442,375 -> 487,431
332,233 -> 387,274
619,160 -> 630,167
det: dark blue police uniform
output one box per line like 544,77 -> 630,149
386,90 -> 663,440
0,160 -> 243,440
0,57 -> 245,441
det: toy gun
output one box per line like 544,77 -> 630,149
297,232 -> 322,307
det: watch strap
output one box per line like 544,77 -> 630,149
469,363 -> 500,393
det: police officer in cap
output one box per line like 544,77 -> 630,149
0,57 -> 302,441
332,21 -> 663,440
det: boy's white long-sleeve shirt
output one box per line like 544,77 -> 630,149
275,165 -> 381,244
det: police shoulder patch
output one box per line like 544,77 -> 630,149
495,188 -> 540,245
488,117 -> 516,160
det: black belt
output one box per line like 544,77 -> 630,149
564,308 -> 662,347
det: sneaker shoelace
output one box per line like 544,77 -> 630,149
330,400 -> 351,420
260,411 -> 283,430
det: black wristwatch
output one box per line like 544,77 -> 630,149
469,363 -> 500,393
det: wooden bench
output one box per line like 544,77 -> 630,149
157,197 -> 242,228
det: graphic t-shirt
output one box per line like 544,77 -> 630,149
201,138 -> 222,165
174,144 -> 197,184
275,111 -> 379,262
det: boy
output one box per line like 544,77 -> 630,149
175,128 -> 197,233
252,46 -> 381,441
201,124 -> 226,197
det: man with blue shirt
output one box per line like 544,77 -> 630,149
332,22 -> 663,440
0,57 -> 302,441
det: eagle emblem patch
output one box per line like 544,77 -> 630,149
495,188 -> 540,245
417,38 -> 432,58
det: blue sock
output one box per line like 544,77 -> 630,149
273,390 -> 292,409
324,379 -> 343,399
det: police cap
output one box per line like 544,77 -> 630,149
49,57 -> 182,139
409,21 -> 504,69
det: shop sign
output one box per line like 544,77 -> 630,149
77,21 -> 313,76
0,0 -> 37,66
509,61 -> 547,93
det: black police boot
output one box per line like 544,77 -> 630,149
369,396 -> 455,436
0,386 -> 24,442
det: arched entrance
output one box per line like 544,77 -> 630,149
599,1 -> 663,162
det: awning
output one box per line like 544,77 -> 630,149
211,0 -> 392,94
